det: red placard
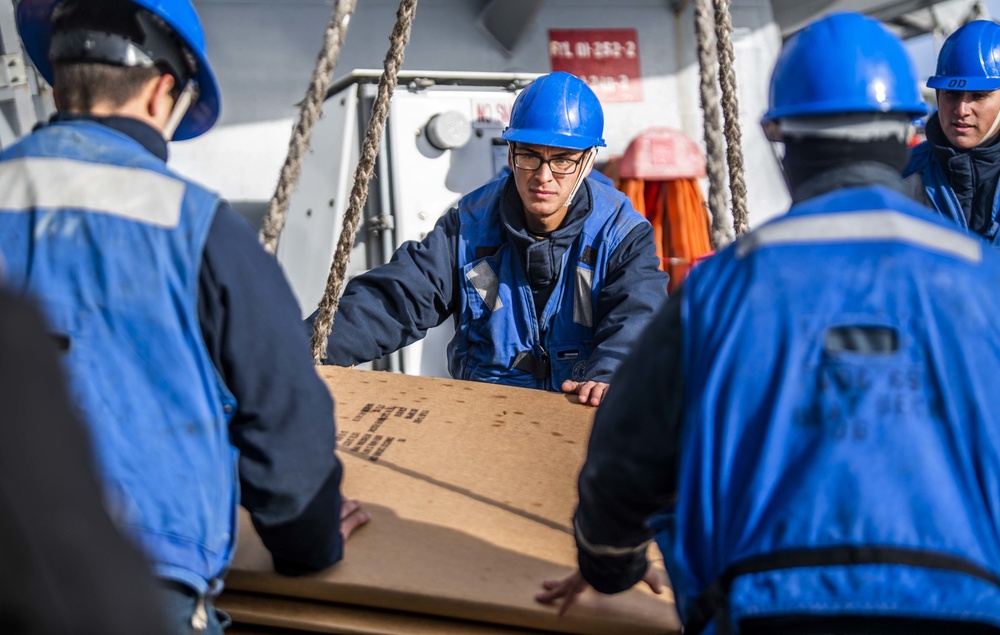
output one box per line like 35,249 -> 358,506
548,28 -> 643,103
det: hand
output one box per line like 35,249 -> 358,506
340,499 -> 371,540
561,380 -> 610,407
536,567 -> 664,617
536,570 -> 589,616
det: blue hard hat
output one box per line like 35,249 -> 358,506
17,0 -> 220,140
502,72 -> 606,150
762,12 -> 927,122
928,20 -> 1000,91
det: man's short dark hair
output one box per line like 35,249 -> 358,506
49,0 -> 181,111
53,62 -> 162,112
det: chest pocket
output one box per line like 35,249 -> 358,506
549,341 -> 595,384
798,322 -> 931,442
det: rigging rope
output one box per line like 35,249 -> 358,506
259,0 -> 358,254
692,0 -> 734,248
712,0 -> 749,236
310,0 -> 420,363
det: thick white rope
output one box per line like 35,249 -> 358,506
310,0 -> 420,363
259,0 -> 358,254
712,0 -> 749,236
692,0 -> 734,248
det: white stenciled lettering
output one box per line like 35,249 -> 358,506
549,40 -> 573,58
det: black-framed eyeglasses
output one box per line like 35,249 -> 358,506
512,153 -> 584,175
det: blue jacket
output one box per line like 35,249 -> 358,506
323,176 -> 667,386
0,118 -> 348,593
903,141 -> 1000,245
573,183 -> 1000,634
0,121 -> 234,592
674,185 -> 1000,631
449,177 -> 648,389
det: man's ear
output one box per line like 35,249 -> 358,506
147,73 -> 176,119
507,142 -> 515,171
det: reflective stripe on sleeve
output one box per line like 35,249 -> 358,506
574,517 -> 651,557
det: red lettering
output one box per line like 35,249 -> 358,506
476,103 -> 493,123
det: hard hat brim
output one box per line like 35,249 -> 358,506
927,76 -> 1000,92
762,99 -> 928,124
501,129 -> 605,150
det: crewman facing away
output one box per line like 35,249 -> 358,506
904,20 -> 1000,245
318,72 -> 668,406
540,12 -> 1000,634
1,1 -> 368,632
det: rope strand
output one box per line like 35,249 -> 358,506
712,0 -> 749,236
310,0 -> 419,363
692,0 -> 733,248
259,0 -> 358,254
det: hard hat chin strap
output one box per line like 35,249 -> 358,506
162,81 -> 197,141
563,148 -> 597,209
979,109 -> 1000,148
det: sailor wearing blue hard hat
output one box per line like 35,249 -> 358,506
539,13 -> 1000,634
316,71 -> 667,407
904,20 -> 1000,245
2,1 -> 369,632
501,71 -> 607,230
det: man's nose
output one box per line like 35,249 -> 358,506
956,96 -> 973,116
533,161 -> 555,180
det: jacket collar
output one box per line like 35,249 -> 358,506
926,113 -> 1000,233
792,162 -> 910,205
500,177 -> 593,287
46,112 -> 168,162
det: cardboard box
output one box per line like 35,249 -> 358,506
224,367 -> 679,634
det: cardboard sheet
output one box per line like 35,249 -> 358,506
224,367 -> 680,634
219,592 -> 551,634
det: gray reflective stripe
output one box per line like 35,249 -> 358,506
574,518 -> 650,557
0,157 -> 185,228
574,265 -> 594,327
467,260 -> 503,311
736,210 -> 982,263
